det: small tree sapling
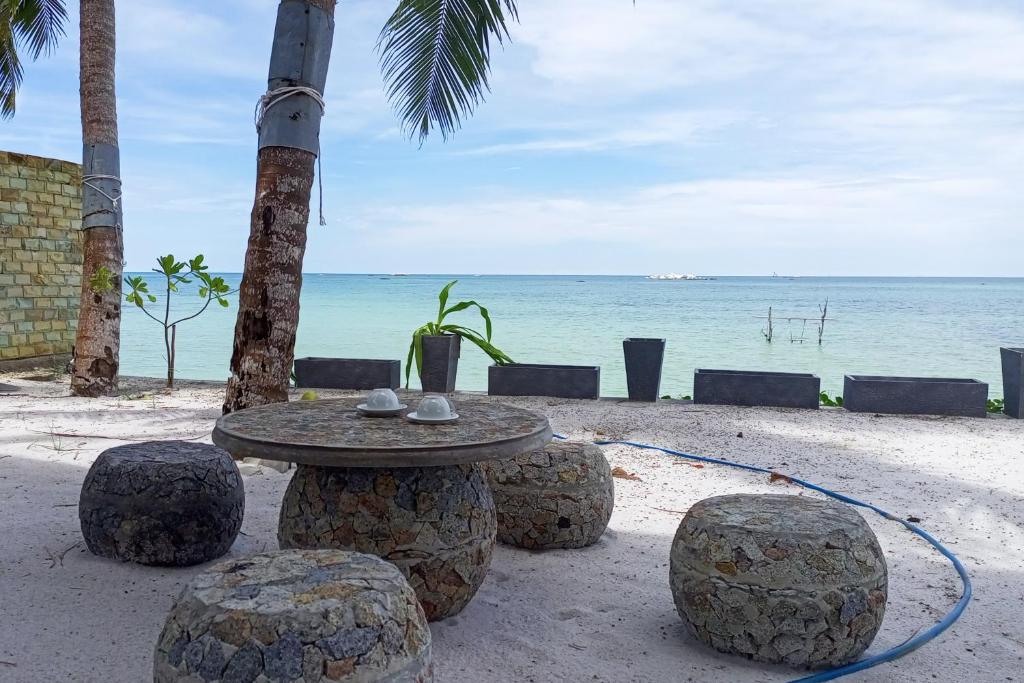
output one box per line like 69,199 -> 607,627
121,254 -> 231,387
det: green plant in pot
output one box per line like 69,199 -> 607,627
406,280 -> 513,392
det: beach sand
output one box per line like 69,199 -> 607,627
1,373 -> 1021,682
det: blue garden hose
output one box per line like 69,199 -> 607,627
553,434 -> 972,682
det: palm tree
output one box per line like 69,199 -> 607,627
223,0 -> 519,412
0,0 -> 66,117
70,0 -> 123,396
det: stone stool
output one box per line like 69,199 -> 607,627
79,441 -> 244,566
482,441 -> 614,550
154,550 -> 433,682
670,494 -> 887,669
278,464 -> 495,622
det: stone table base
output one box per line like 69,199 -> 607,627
278,464 -> 496,622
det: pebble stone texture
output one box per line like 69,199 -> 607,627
670,494 -> 888,669
279,464 -> 496,622
212,399 -> 551,467
79,441 -> 243,566
482,441 -> 614,550
154,549 -> 433,683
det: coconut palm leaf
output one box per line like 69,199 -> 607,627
378,0 -> 518,143
0,0 -> 67,118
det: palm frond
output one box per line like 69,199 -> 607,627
378,0 -> 518,143
0,0 -> 67,119
13,0 -> 66,59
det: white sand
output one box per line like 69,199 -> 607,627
1,373 -> 1022,682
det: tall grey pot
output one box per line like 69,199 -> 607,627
623,338 -> 665,401
1001,347 -> 1024,418
420,334 -> 460,393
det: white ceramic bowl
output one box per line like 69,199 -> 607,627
365,388 -> 401,411
417,394 -> 453,420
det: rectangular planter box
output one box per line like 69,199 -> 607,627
294,358 -> 400,390
420,335 -> 460,393
843,375 -> 988,417
1000,347 -> 1024,418
693,369 -> 820,409
623,338 -> 666,402
488,364 -> 600,400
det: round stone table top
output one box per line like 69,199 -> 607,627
212,398 -> 552,467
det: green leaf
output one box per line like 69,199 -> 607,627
436,279 -> 457,322
218,298 -> 229,308
378,0 -> 518,143
146,294 -> 157,303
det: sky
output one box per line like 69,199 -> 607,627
2,0 -> 1023,276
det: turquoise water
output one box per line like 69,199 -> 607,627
119,275 -> 1024,397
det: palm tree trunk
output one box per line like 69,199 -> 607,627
222,0 -> 336,414
71,0 -> 122,397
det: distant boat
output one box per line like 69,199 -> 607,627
647,273 -> 712,281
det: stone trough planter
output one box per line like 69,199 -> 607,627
488,364 -> 600,399
843,375 -> 988,417
293,357 -> 400,390
693,369 -> 820,409
1001,347 -> 1024,418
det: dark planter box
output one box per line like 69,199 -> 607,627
843,375 -> 988,417
488,364 -> 600,399
1000,347 -> 1024,418
420,335 -> 460,393
294,358 -> 400,390
623,338 -> 665,402
693,369 -> 820,409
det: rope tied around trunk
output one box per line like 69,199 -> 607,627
81,174 -> 123,230
255,86 -> 327,226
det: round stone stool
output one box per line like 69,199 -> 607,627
278,464 -> 495,622
670,494 -> 887,669
79,441 -> 244,566
154,550 -> 433,682
482,441 -> 614,550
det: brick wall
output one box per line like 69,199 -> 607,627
0,151 -> 83,364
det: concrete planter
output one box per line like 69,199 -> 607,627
293,358 -> 400,390
420,334 -> 460,393
1000,347 -> 1024,418
693,369 -> 820,409
623,338 -> 665,402
843,375 -> 988,417
488,364 -> 600,399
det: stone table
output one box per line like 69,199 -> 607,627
213,399 -> 551,621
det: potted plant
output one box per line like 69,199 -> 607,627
1001,347 -> 1024,418
623,338 -> 666,401
406,280 -> 513,392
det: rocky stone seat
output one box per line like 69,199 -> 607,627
79,441 -> 243,566
670,494 -> 888,669
153,549 -> 433,682
483,440 -> 614,550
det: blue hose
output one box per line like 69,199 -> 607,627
554,434 -> 972,682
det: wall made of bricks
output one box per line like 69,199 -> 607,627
0,150 -> 83,363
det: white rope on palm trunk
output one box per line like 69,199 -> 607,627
254,85 -> 328,226
82,174 -> 123,230
82,174 -> 122,208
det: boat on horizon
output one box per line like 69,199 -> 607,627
647,272 -> 714,281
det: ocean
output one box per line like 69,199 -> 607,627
118,275 -> 1024,398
